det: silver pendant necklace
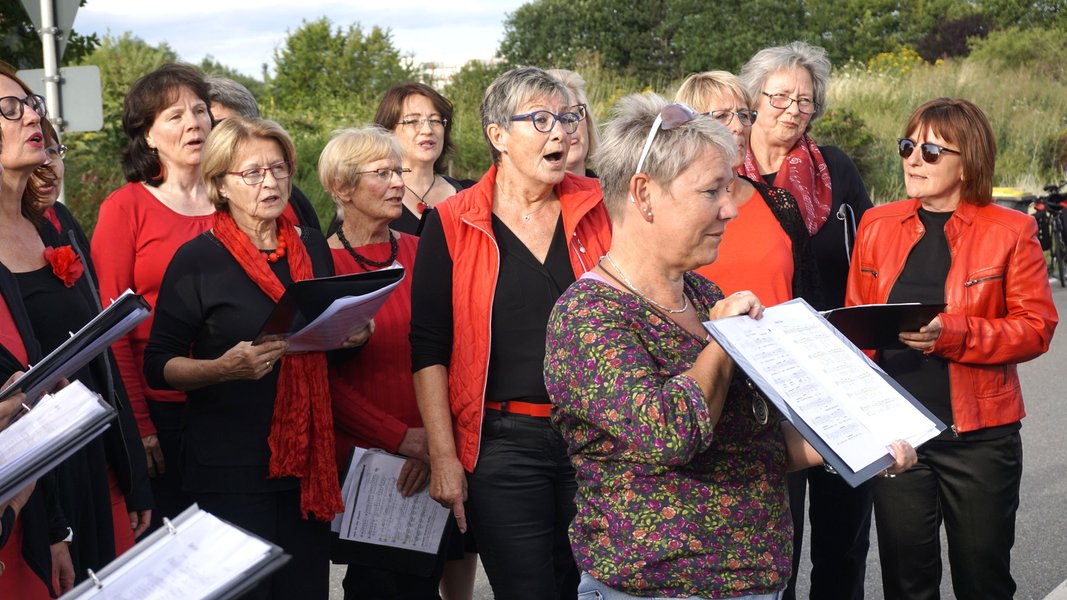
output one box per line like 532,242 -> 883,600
601,253 -> 689,314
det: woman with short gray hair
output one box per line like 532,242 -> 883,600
410,66 -> 612,599
740,41 -> 875,600
544,92 -> 914,598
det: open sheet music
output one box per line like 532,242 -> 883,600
254,267 -> 404,352
62,505 -> 287,600
704,298 -> 945,486
0,289 -> 150,403
0,381 -> 115,506
332,448 -> 450,554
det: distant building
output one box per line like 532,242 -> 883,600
416,58 -> 500,90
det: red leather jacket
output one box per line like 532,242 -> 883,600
846,199 -> 1057,434
436,166 -> 612,471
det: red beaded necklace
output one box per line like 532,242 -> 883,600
266,228 -> 288,263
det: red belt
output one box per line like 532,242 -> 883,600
485,400 -> 553,418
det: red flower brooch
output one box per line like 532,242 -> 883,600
44,245 -> 84,288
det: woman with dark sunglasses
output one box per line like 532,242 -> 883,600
846,98 -> 1057,599
410,66 -> 612,599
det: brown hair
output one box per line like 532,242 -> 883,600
903,98 -> 996,206
201,117 -> 296,211
0,63 -> 48,223
121,63 -> 211,186
373,82 -> 455,173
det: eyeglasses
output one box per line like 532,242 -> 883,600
226,161 -> 293,185
897,138 -> 961,164
706,109 -> 757,127
355,167 -> 411,181
634,102 -> 699,175
571,104 -> 588,121
398,116 -> 448,129
761,92 -> 818,115
44,144 -> 67,161
510,110 -> 581,134
0,94 -> 47,121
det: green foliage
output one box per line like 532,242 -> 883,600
865,47 -> 929,78
810,107 -> 878,185
267,17 -> 415,113
968,26 -> 1067,82
0,0 -> 98,68
443,59 -> 507,180
198,55 -> 267,101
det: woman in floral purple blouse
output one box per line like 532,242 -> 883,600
544,93 -> 916,599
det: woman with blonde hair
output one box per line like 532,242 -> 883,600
547,68 -> 600,178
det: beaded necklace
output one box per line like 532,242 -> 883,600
337,228 -> 399,271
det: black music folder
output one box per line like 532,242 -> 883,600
63,504 -> 289,600
823,303 -> 946,350
254,268 -> 404,350
0,289 -> 150,404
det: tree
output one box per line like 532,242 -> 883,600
198,55 -> 267,101
0,0 -> 98,68
444,59 -> 507,178
267,17 -> 415,113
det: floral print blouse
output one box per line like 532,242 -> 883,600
545,272 -> 791,597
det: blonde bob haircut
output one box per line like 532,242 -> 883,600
317,126 -> 403,210
593,93 -> 737,222
675,70 -> 753,113
202,116 -> 296,211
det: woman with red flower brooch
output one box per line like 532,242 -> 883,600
0,65 -> 152,593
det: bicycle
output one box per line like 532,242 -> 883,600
1033,180 -> 1067,287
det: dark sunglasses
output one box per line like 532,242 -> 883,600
897,138 -> 960,164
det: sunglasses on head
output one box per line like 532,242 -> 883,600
634,102 -> 699,175
897,138 -> 960,164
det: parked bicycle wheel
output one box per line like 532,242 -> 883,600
1053,213 -> 1067,287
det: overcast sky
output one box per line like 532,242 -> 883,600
72,0 -> 528,80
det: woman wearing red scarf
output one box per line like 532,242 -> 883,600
739,42 -> 874,600
144,117 -> 368,599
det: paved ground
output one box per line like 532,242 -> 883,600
332,281 -> 1067,599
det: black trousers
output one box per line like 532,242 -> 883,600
196,488 -> 331,600
873,433 -> 1022,600
144,400 -> 194,533
784,466 -> 874,600
465,411 -> 579,600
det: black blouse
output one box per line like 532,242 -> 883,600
410,212 -> 574,403
144,228 -> 333,492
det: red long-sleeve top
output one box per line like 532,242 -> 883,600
329,232 -> 421,467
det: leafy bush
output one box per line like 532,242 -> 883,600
811,107 -> 878,185
969,27 -> 1067,82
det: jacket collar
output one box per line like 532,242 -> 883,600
448,164 -> 602,235
899,197 -> 979,226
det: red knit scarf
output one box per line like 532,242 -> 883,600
212,211 -> 342,520
741,134 -> 833,235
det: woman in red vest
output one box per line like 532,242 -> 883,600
410,66 -> 612,599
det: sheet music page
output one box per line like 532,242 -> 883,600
0,381 -> 107,469
338,449 -> 449,554
707,301 -> 940,472
286,275 -> 403,352
333,447 -> 368,534
76,510 -> 273,599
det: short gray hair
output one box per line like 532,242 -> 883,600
480,66 -> 569,164
739,41 -> 831,123
593,93 -> 737,221
206,75 -> 260,119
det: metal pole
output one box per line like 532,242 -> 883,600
39,0 -> 66,204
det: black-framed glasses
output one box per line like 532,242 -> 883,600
761,92 -> 817,115
355,167 -> 411,181
897,138 -> 960,164
510,110 -> 581,134
0,94 -> 47,121
635,102 -> 699,175
397,116 -> 448,129
571,103 -> 588,121
706,109 -> 757,127
44,143 -> 67,161
226,161 -> 293,185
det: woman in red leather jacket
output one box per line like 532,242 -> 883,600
845,98 -> 1057,600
